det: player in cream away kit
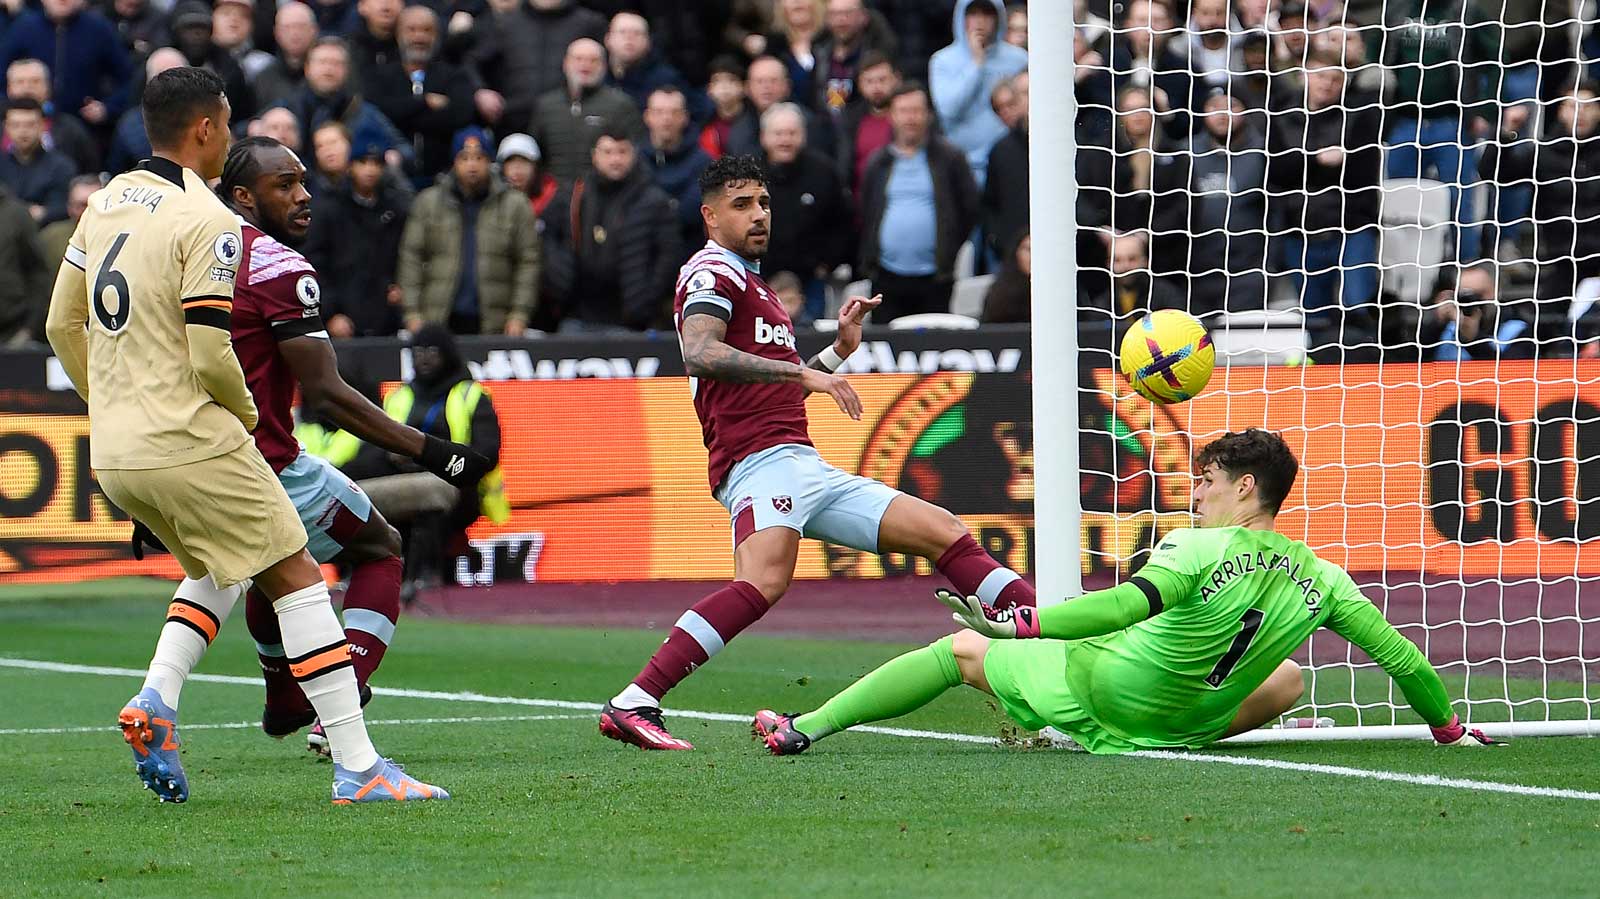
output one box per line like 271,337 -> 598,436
600,156 -> 1040,751
45,67 -> 446,804
754,429 -> 1503,754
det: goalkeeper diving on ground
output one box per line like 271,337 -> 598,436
753,428 -> 1504,755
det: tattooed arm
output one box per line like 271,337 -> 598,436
680,313 -> 805,384
680,312 -> 865,419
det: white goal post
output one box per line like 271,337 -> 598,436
1032,1 -> 1600,741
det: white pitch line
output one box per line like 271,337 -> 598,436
1,656 -> 1590,801
1133,750 -> 1600,803
0,657 -> 992,743
0,714 -> 586,737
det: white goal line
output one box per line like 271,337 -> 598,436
2,656 -> 1595,803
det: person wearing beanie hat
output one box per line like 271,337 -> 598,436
347,122 -> 391,163
450,124 -> 492,160
399,121 -> 541,335
364,4 -> 475,183
170,0 -> 258,118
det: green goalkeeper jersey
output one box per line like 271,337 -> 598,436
1064,526 -> 1449,749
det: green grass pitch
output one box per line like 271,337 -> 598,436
2,581 -> 1596,897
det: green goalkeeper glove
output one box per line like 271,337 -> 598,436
936,589 -> 1040,639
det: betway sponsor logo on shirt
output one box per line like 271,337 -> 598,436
753,317 -> 797,350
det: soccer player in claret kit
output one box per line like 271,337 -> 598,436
206,136 -> 490,755
752,429 -> 1503,755
45,69 -> 449,804
600,155 -> 1039,750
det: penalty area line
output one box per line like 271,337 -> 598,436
3,656 -> 1593,802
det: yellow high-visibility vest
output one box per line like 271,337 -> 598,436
384,382 -> 511,523
293,421 -> 362,468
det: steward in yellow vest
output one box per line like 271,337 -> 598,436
383,324 -> 509,524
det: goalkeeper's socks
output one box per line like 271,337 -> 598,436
142,575 -> 243,710
273,582 -> 381,772
936,534 -> 1034,609
341,555 -> 402,687
618,581 -> 770,706
793,636 -> 963,740
244,586 -> 308,712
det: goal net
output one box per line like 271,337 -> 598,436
1067,1 -> 1599,738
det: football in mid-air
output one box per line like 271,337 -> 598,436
1118,309 -> 1215,404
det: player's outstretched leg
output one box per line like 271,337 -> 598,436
119,574 -> 243,802
754,633 -> 967,755
257,550 -> 446,803
877,496 -> 1035,610
600,580 -> 770,750
750,709 -> 811,755
604,530 -> 794,750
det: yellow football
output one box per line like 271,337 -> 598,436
1118,309 -> 1216,404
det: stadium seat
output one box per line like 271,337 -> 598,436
1222,309 -> 1305,329
954,240 -> 977,280
1379,178 -> 1452,306
949,274 -> 995,318
828,278 -> 871,320
887,313 -> 981,330
1215,310 -> 1310,366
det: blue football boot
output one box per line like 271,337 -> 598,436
117,687 -> 188,803
331,758 -> 449,804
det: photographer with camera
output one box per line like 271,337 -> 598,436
1420,263 -> 1534,361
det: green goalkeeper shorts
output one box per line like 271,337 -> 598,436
983,639 -> 1137,755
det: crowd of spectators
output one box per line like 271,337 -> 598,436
0,0 -> 1597,359
1073,0 -> 1600,357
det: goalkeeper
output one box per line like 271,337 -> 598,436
753,428 -> 1500,754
